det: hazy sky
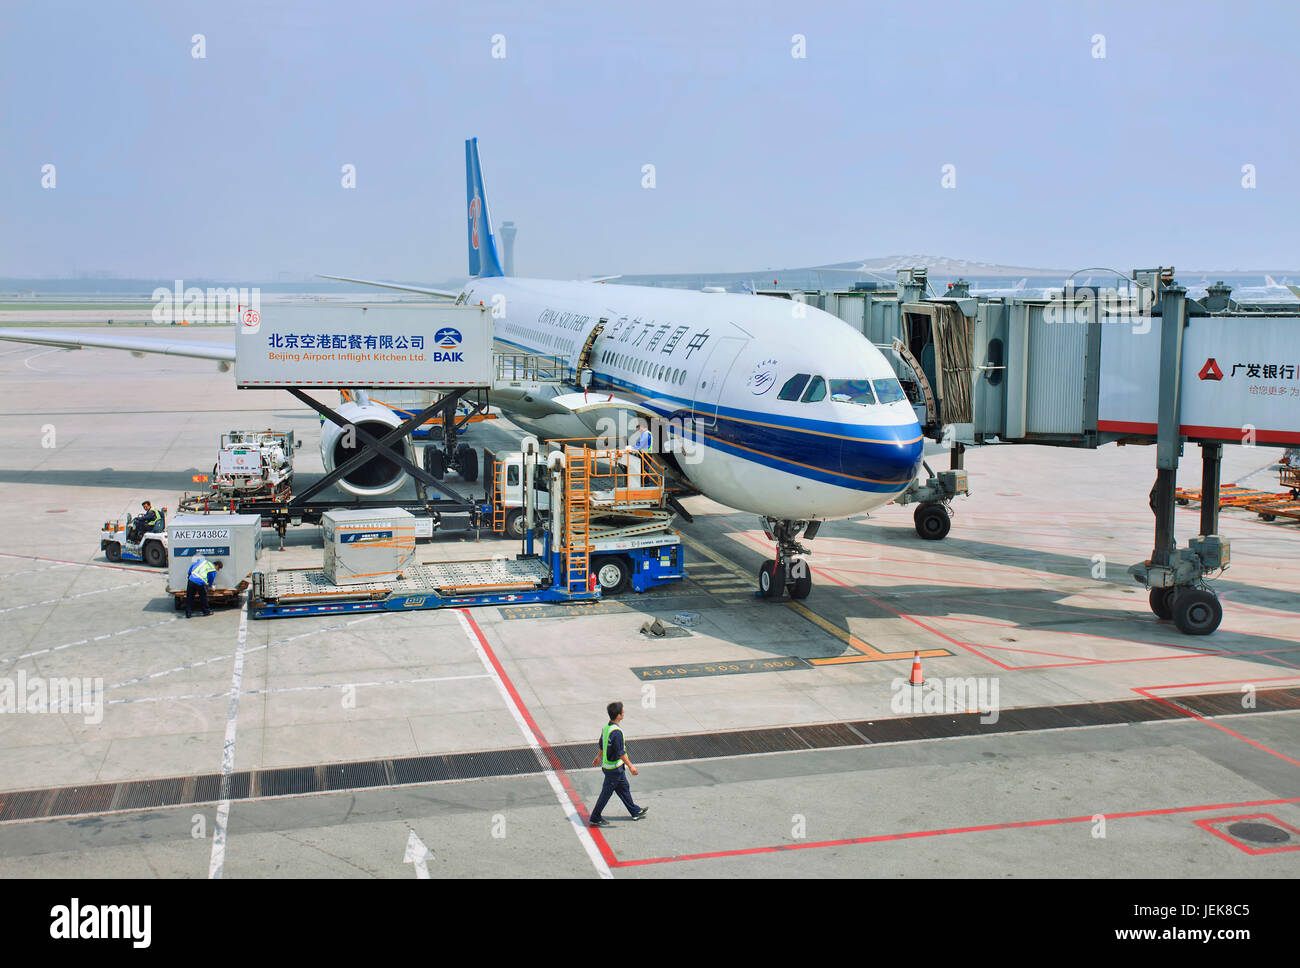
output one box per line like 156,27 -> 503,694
3,0 -> 1297,280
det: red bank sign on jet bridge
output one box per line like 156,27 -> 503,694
1098,315 -> 1300,445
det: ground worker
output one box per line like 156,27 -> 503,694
588,700 -> 648,827
130,501 -> 162,542
186,557 -> 223,618
631,421 -> 652,451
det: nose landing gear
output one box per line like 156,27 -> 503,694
756,518 -> 819,599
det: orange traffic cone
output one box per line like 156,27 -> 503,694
908,650 -> 925,686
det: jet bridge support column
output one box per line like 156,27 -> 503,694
1199,442 -> 1222,537
1128,282 -> 1226,635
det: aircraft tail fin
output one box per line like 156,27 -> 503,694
465,138 -> 504,278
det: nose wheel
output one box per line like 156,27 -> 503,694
755,518 -> 817,599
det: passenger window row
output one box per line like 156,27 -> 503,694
599,348 -> 688,386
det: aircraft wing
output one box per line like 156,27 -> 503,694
0,328 -> 235,361
318,274 -> 463,299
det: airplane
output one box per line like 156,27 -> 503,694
0,138 -> 925,598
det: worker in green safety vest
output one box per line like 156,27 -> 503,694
186,556 -> 223,618
588,700 -> 648,827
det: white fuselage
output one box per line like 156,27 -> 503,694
467,278 -> 924,521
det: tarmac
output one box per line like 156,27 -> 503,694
0,327 -> 1296,878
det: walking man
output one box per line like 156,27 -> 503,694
186,556 -> 222,618
589,701 -> 648,827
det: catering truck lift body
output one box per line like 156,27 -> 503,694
250,439 -> 684,619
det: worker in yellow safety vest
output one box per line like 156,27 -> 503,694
186,557 -> 223,618
588,701 -> 648,827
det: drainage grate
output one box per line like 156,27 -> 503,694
0,686 -> 1295,825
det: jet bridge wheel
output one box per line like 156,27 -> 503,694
758,559 -> 786,599
913,503 -> 951,540
1172,588 -> 1222,636
1148,586 -> 1177,620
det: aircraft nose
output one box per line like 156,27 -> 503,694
840,423 -> 924,488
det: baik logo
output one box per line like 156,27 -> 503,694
434,327 -> 463,348
50,898 -> 151,948
1198,358 -> 1224,381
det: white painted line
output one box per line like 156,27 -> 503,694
0,580 -> 153,614
208,599 -> 250,880
454,610 -> 613,879
0,552 -> 156,575
4,616 -> 180,666
105,673 -> 492,706
0,563 -> 74,580
23,348 -> 61,370
104,615 -> 378,694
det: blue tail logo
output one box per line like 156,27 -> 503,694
465,138 -> 504,278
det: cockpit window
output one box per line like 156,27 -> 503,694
778,374 -> 810,401
872,377 -> 907,404
828,379 -> 877,405
801,376 -> 827,402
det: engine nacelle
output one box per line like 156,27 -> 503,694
318,402 -> 415,497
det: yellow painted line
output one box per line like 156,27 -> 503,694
680,532 -> 952,665
788,601 -> 950,664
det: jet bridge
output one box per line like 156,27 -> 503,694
762,268 -> 1300,635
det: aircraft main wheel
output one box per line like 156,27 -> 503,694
423,446 -> 446,481
914,504 -> 951,540
455,444 -> 479,482
789,562 -> 812,600
758,559 -> 786,599
1148,586 -> 1176,620
143,541 -> 167,568
592,555 -> 631,596
504,508 -> 525,540
1172,589 -> 1222,635
105,542 -> 122,563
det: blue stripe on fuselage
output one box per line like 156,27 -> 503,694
492,335 -> 923,493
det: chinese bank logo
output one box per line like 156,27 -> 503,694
1198,358 -> 1223,381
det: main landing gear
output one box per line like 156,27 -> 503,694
421,397 -> 482,484
756,518 -> 819,600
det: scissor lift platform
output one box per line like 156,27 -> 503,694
251,554 -> 594,619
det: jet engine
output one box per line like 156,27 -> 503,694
318,400 -> 415,497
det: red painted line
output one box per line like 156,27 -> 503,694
456,609 -> 619,867
612,797 -> 1300,868
1193,814 -> 1300,855
1097,419 -> 1300,444
810,563 -> 1033,591
0,552 -> 156,575
1134,677 -> 1300,770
